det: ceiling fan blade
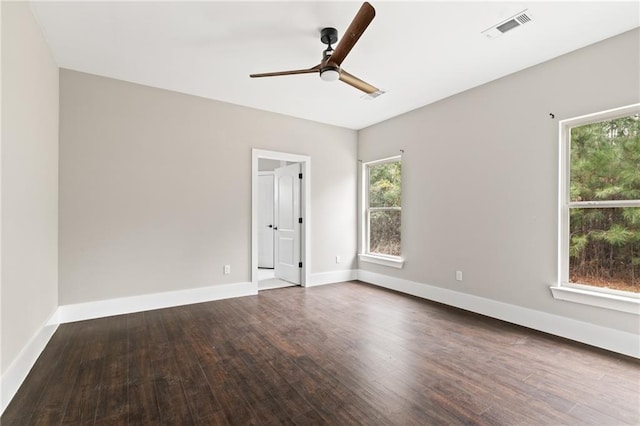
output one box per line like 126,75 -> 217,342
339,70 -> 379,94
330,2 -> 375,67
250,65 -> 320,78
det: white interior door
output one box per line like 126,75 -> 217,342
258,173 -> 274,268
274,163 -> 301,284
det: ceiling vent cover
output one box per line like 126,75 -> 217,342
482,10 -> 533,39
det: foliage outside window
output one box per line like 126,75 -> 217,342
366,158 -> 401,257
562,107 -> 639,294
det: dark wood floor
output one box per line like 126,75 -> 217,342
2,281 -> 639,425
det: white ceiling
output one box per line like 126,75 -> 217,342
30,1 -> 639,130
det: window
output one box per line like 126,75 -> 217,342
552,104 -> 640,313
360,156 -> 403,268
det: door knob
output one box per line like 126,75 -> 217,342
268,225 -> 273,228
273,226 -> 278,230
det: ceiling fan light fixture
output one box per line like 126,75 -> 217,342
320,66 -> 340,82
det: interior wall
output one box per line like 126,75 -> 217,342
358,28 -> 640,335
59,70 -> 357,305
1,2 -> 59,372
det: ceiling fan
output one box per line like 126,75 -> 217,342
250,2 -> 383,97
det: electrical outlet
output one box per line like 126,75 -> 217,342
456,270 -> 463,281
336,255 -> 341,264
224,264 -> 231,275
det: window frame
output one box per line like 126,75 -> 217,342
551,103 -> 640,314
359,156 -> 404,268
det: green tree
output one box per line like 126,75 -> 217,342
569,114 -> 640,291
368,162 -> 401,256
369,162 -> 401,207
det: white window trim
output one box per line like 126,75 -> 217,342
359,253 -> 404,268
550,284 -> 640,314
360,156 -> 404,268
553,103 -> 640,314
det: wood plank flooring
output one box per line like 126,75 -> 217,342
2,281 -> 639,425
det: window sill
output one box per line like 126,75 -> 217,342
359,253 -> 404,269
550,284 -> 640,314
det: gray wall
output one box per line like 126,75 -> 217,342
59,70 -> 357,305
1,2 -> 59,372
358,28 -> 640,334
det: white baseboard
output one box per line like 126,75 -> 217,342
56,281 -> 257,324
1,315 -> 59,414
308,270 -> 357,287
357,269 -> 639,358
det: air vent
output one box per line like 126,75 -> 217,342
482,10 -> 533,39
516,13 -> 531,24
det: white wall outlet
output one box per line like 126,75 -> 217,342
336,255 -> 341,264
224,264 -> 231,275
456,270 -> 463,281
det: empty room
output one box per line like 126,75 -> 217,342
2,1 -> 639,424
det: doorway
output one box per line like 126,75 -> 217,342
257,162 -> 300,290
252,149 -> 310,291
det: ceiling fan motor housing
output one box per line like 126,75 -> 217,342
320,64 -> 340,82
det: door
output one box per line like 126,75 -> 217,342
274,163 -> 301,284
258,173 -> 274,268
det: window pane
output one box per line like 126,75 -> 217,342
570,114 -> 640,202
569,207 -> 639,293
369,161 -> 401,208
369,209 -> 401,256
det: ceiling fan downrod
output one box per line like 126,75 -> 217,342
320,27 -> 340,82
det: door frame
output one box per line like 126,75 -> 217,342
252,149 -> 310,289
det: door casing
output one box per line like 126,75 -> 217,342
252,149 -> 310,289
